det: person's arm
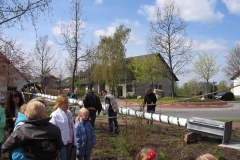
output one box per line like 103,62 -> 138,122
2,129 -> 24,153
96,96 -> 102,115
55,127 -> 64,151
0,109 -> 6,128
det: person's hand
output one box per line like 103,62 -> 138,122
13,117 -> 17,122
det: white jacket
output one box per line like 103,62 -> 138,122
49,108 -> 77,146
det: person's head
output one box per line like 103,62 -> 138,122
136,148 -> 158,160
52,94 -> 69,112
196,154 -> 217,160
78,108 -> 89,121
20,103 -> 27,113
5,90 -> 25,113
102,89 -> 108,97
74,89 -> 77,93
145,88 -> 151,95
24,99 -> 46,120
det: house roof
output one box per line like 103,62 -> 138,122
126,53 -> 179,81
0,51 -> 29,82
230,70 -> 240,80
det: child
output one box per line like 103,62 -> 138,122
196,154 -> 217,160
136,147 -> 158,160
75,108 -> 96,160
2,99 -> 64,160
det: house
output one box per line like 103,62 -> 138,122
0,51 -> 29,96
76,53 -> 178,98
230,70 -> 240,97
112,53 -> 178,98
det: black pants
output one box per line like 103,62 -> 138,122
108,112 -> 118,133
88,109 -> 96,128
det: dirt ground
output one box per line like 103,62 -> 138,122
92,119 -> 240,160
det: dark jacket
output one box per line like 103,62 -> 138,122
144,92 -> 157,107
2,117 -> 64,160
83,92 -> 102,114
75,120 -> 96,156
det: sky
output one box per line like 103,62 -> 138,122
3,0 -> 240,87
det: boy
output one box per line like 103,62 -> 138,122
2,99 -> 64,160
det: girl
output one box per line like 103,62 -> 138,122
136,148 -> 158,160
49,94 -> 76,160
5,90 -> 25,136
197,154 -> 217,160
75,108 -> 96,160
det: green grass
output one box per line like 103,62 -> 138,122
213,119 -> 240,122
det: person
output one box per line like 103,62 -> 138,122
50,94 -> 76,160
143,88 -> 157,125
70,89 -> 78,115
2,99 -> 64,160
102,89 -> 119,134
75,108 -> 96,160
196,154 -> 217,160
4,90 -> 25,136
0,105 -> 6,158
135,147 -> 158,160
82,89 -> 102,128
70,89 -> 78,100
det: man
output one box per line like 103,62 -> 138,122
102,89 -> 119,134
70,89 -> 78,100
82,90 -> 102,128
70,89 -> 78,115
143,88 -> 157,125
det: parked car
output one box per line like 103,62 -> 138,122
215,92 -> 235,101
0,93 -> 5,105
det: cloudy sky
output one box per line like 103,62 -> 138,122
3,0 -> 240,86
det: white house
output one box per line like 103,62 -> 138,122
230,70 -> 240,97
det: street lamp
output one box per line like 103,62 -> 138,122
212,81 -> 217,99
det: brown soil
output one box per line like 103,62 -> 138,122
91,100 -> 240,160
92,119 -> 240,160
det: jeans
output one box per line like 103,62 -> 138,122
88,110 -> 96,128
108,113 -> 118,133
77,154 -> 91,160
58,143 -> 72,160
146,106 -> 155,125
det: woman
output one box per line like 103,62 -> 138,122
4,90 -> 25,136
49,94 -> 76,160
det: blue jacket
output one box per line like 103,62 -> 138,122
75,120 -> 96,155
12,112 -> 31,160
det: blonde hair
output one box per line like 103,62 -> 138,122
78,108 -> 89,121
52,94 -> 68,111
20,103 -> 27,113
197,154 -> 217,160
24,99 -> 46,120
136,148 -> 157,160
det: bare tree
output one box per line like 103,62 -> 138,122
223,43 -> 240,77
59,0 -> 89,92
147,0 -> 193,97
0,0 -> 53,44
29,35 -> 57,87
193,51 -> 219,94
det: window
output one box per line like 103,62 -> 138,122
155,85 -> 158,89
126,85 -> 133,92
159,85 -> 162,90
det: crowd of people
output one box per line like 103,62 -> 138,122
0,89 -> 220,160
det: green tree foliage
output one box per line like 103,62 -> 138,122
193,51 -> 219,93
182,83 -> 192,96
92,25 -> 131,95
217,80 -> 229,92
127,54 -> 164,87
